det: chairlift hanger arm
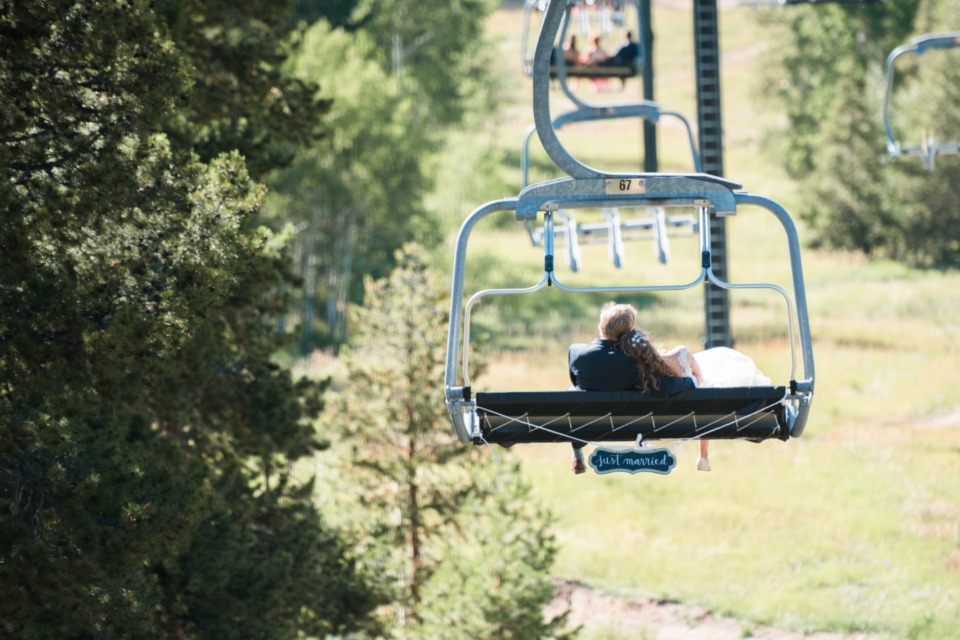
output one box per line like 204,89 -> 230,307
523,104 -> 702,189
549,105 -> 702,173
532,0 -> 617,178
529,2 -> 701,179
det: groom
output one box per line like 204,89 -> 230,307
566,302 -> 693,473
568,301 -> 643,391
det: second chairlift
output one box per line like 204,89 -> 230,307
522,0 -> 642,84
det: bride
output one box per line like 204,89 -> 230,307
616,328 -> 771,472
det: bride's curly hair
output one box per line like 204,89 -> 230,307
615,329 -> 675,394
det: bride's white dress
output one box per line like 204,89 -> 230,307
677,346 -> 771,388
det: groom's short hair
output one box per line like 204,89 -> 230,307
598,302 -> 636,341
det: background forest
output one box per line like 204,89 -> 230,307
1,0 -> 958,639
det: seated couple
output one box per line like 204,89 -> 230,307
567,302 -> 771,474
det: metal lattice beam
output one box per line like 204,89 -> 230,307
694,0 -> 731,348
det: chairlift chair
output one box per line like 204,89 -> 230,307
521,0 -> 643,81
883,31 -> 960,171
444,0 -> 814,451
444,174 -> 815,449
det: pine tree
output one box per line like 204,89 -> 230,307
0,1 -> 377,636
325,244 -> 572,638
418,461 -> 576,640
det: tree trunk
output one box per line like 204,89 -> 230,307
407,436 -> 422,624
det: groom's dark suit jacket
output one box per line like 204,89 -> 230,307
568,338 -> 695,395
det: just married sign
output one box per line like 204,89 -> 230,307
587,446 -> 677,475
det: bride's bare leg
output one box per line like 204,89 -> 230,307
696,440 -> 711,472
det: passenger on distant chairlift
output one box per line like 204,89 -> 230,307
563,34 -> 579,64
579,34 -> 610,90
579,33 -> 610,65
600,29 -> 639,67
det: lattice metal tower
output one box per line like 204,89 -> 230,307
693,0 -> 731,348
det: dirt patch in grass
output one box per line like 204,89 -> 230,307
547,579 -> 877,640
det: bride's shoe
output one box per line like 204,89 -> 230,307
696,456 -> 711,472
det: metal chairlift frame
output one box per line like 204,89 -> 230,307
883,31 -> 960,171
444,178 -> 815,447
444,0 -> 815,449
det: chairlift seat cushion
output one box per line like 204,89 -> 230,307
475,387 -> 788,445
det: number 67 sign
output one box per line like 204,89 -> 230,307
605,178 -> 646,195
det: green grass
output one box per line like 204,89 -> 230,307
447,5 -> 960,639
